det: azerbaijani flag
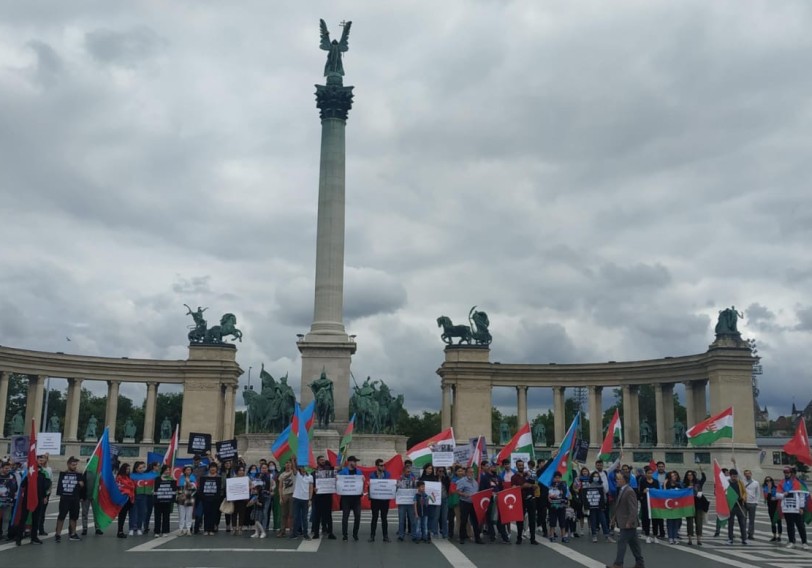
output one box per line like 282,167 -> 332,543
648,488 -> 695,519
337,414 -> 355,468
295,402 -> 317,468
713,459 -> 732,522
598,409 -> 622,461
539,413 -> 580,488
271,400 -> 316,466
406,427 -> 455,469
687,407 -> 734,446
85,427 -> 129,530
495,422 -> 535,465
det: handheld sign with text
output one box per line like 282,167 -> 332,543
431,451 -> 455,467
56,472 -> 81,497
188,433 -> 212,455
155,479 -> 177,503
782,493 -> 801,514
336,474 -> 364,496
226,476 -> 250,501
396,478 -> 417,505
37,432 -> 62,455
216,439 -> 238,461
314,470 -> 336,494
510,452 -> 531,470
424,481 -> 442,506
201,476 -> 222,501
369,479 -> 397,500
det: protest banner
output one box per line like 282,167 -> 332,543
226,476 -> 250,501
510,452 -> 531,470
424,481 -> 442,506
155,479 -> 177,503
336,474 -> 364,496
369,479 -> 397,500
216,439 -> 238,460
37,432 -> 62,455
187,433 -> 212,455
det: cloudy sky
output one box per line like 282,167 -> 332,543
1,1 -> 810,421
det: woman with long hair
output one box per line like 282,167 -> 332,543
116,463 -> 135,539
177,465 -> 196,536
664,471 -> 682,545
763,476 -> 782,542
683,469 -> 707,546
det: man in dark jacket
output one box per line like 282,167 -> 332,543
607,472 -> 643,568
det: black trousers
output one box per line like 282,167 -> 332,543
117,501 -> 132,534
154,503 -> 172,535
536,497 -> 548,536
785,512 -> 808,544
767,501 -> 782,535
370,499 -> 390,538
459,501 -> 480,542
203,500 -> 219,532
516,497 -> 537,543
37,500 -> 48,533
16,505 -> 42,543
484,502 -> 509,541
341,496 -> 361,538
312,494 -> 333,535
728,505 -> 746,542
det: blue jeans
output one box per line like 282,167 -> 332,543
397,505 -> 416,540
428,506 -> 440,536
261,497 -> 272,531
667,518 -> 679,540
589,509 -> 609,536
291,498 -> 309,537
438,502 -> 449,537
418,515 -> 429,540
131,494 -> 148,531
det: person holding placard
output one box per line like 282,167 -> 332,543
456,466 -> 484,545
312,456 -> 336,540
780,466 -> 809,549
277,461 -> 295,537
54,456 -> 83,542
368,458 -> 393,542
290,458 -> 313,540
230,466 -> 250,535
419,464 -> 440,539
200,462 -> 222,536
338,456 -> 363,541
177,465 -> 197,536
397,463 -> 418,542
153,465 -> 176,537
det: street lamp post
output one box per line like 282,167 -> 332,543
244,366 -> 253,434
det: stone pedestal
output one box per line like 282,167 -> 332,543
123,437 -> 135,444
298,338 -> 356,428
84,436 -> 98,443
439,346 -> 492,442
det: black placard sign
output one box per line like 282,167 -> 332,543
188,432 -> 212,455
574,439 -> 590,463
155,479 -> 177,503
201,476 -> 222,501
215,439 -> 238,461
57,472 -> 81,497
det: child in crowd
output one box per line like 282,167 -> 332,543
414,481 -> 430,543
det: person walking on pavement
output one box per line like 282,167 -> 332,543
607,471 -> 644,568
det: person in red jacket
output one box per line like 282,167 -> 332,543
116,463 -> 135,538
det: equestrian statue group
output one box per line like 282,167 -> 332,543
349,376 -> 404,434
437,306 -> 492,345
185,304 -> 243,344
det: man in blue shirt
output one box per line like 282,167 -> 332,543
456,467 -> 484,545
338,456 -> 362,541
368,458 -> 392,542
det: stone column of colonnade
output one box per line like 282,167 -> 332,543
105,380 -> 120,434
622,385 -> 640,445
588,386 -> 603,447
24,375 -> 46,432
516,386 -> 528,426
441,384 -> 453,430
142,382 -> 159,443
62,378 -> 83,442
0,371 -> 9,436
655,383 -> 675,447
553,386 -> 566,443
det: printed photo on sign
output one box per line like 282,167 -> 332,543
510,452 -> 530,470
453,445 -> 471,465
397,478 -> 416,490
396,487 -> 417,505
424,480 -> 442,506
57,472 -> 81,497
226,476 -> 250,501
336,474 -> 364,496
37,432 -> 62,455
369,479 -> 397,500
10,435 -> 27,464
431,451 -> 454,467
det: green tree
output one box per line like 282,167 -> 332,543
397,411 -> 441,448
3,374 -> 29,434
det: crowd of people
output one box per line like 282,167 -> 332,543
0,449 -> 809,566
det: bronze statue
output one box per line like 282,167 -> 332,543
437,316 -> 472,345
9,410 -> 24,435
715,305 -> 744,336
184,304 -> 208,343
469,306 -> 492,345
309,370 -> 335,429
160,417 -> 172,440
123,417 -> 137,440
84,415 -> 98,439
319,19 -> 352,79
351,376 -> 381,433
185,305 -> 243,344
244,364 -> 295,432
47,414 -> 61,433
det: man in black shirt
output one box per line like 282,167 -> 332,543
312,456 -> 336,540
55,457 -> 84,542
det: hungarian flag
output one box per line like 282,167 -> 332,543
472,489 -> 492,525
713,459 -> 732,522
337,414 -> 355,468
163,424 -> 180,479
26,419 -> 38,513
496,485 -> 523,523
687,407 -> 733,446
406,427 -> 455,469
468,435 -> 486,480
598,409 -> 622,461
783,419 -> 812,466
495,422 -> 535,465
539,413 -> 580,488
648,488 -> 695,519
85,427 -> 129,530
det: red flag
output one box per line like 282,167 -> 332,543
27,419 -> 39,512
783,420 -> 812,466
496,485 -> 523,523
472,489 -> 492,525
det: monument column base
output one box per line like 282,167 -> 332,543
298,336 -> 356,427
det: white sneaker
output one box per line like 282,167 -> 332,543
653,537 -> 660,544
260,533 -> 267,539
137,530 -> 143,536
803,543 -> 809,550
251,533 -> 258,538
646,537 -> 652,544
786,542 -> 795,549
128,530 -> 134,536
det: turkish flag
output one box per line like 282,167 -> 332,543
496,486 -> 523,524
472,489 -> 492,526
27,419 -> 39,512
784,420 -> 812,466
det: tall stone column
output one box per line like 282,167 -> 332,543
622,385 -> 640,446
516,386 -> 528,426
106,380 -> 120,437
588,386 -> 603,447
24,375 -> 46,433
222,384 -> 236,440
655,383 -> 674,447
63,378 -> 83,442
441,383 -> 453,430
0,371 -> 9,437
553,387 -> 566,444
684,381 -> 695,431
692,380 -> 708,424
142,382 -> 158,444
298,75 -> 357,429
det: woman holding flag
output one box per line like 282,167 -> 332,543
682,469 -> 707,546
763,475 -> 783,542
663,471 -> 683,544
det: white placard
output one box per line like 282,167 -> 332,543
336,474 -> 364,496
315,477 -> 336,494
782,493 -> 801,514
454,445 -> 472,465
396,488 -> 417,505
424,481 -> 442,506
432,452 -> 455,467
37,432 -> 62,455
226,476 -> 250,501
510,452 -> 530,470
369,479 -> 397,500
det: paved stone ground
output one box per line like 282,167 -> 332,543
1,500 -> 810,568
